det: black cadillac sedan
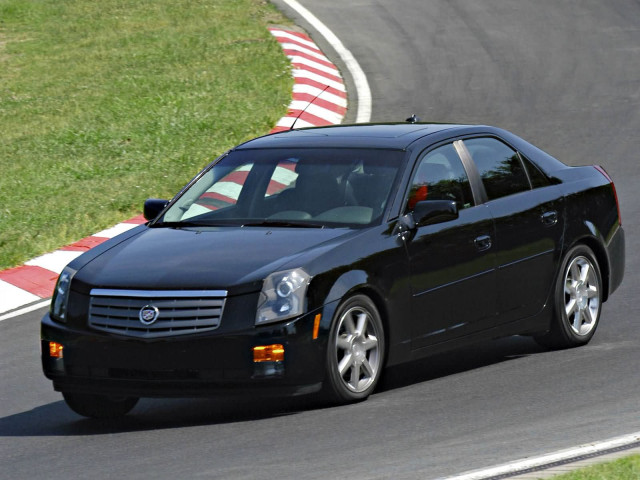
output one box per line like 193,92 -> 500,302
42,123 -> 625,418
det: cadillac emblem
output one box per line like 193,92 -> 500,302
139,305 -> 160,325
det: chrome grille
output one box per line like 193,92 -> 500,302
89,289 -> 226,338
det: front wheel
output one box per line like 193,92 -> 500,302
324,294 -> 385,403
63,392 -> 139,419
536,245 -> 603,349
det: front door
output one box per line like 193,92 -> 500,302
405,143 -> 497,350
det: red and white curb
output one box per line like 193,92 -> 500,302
0,217 -> 146,315
0,28 -> 346,316
268,28 -> 346,132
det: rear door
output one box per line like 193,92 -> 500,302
461,137 -> 565,324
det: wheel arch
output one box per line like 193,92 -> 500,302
322,270 -> 391,365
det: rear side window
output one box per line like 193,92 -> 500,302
521,153 -> 551,188
464,137 -> 530,201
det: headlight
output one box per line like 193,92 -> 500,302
256,268 -> 311,325
50,266 -> 76,323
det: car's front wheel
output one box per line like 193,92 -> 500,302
324,294 -> 385,403
62,392 -> 139,419
536,244 -> 603,349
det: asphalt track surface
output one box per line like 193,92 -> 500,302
2,1 -> 639,478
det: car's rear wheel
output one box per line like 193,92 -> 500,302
62,392 -> 139,419
325,294 -> 385,403
536,245 -> 602,349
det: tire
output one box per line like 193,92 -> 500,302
62,392 -> 139,419
324,294 -> 385,403
536,245 -> 603,349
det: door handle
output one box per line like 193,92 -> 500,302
474,235 -> 492,252
541,211 -> 558,226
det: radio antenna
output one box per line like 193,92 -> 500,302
290,84 -> 330,130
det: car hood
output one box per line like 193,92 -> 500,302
73,225 -> 355,294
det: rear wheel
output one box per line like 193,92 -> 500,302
536,245 -> 602,349
325,294 -> 385,403
62,392 -> 139,419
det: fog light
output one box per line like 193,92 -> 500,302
253,344 -> 284,363
49,341 -> 64,359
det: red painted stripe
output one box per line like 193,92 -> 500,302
291,62 -> 343,83
282,49 -> 337,71
222,170 -> 249,184
279,38 -> 323,54
0,265 -> 58,298
60,236 -> 109,251
280,29 -> 314,43
292,92 -> 347,116
269,28 -> 318,48
284,110 -> 334,127
293,77 -> 346,99
279,161 -> 297,171
266,179 -> 288,195
199,191 -> 237,204
124,215 -> 146,224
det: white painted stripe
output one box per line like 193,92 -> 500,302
287,100 -> 344,123
441,432 -> 640,480
272,165 -> 298,185
289,55 -> 342,78
280,0 -> 372,123
0,281 -> 42,314
276,117 -> 315,129
93,222 -> 138,239
288,55 -> 341,77
0,299 -> 50,321
292,69 -> 346,91
182,203 -> 211,218
25,250 -> 83,274
293,84 -> 347,107
279,42 -> 330,62
209,181 -> 242,200
269,29 -> 320,50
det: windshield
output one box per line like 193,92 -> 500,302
160,147 -> 404,228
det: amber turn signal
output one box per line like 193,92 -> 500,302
49,341 -> 64,359
253,344 -> 284,362
313,313 -> 321,340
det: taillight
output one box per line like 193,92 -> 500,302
594,165 -> 622,226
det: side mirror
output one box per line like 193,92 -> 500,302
412,200 -> 458,226
143,198 -> 169,221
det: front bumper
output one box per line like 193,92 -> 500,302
41,310 -> 327,398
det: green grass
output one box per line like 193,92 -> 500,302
0,0 -> 293,269
547,454 -> 640,479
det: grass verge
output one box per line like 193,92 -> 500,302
548,454 -> 640,479
0,0 -> 293,269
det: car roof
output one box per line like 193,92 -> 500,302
234,123 -> 478,150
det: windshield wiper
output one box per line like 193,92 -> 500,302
241,220 -> 325,229
150,220 -> 236,228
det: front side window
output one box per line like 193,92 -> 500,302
161,148 -> 404,228
464,137 -> 530,201
407,143 -> 474,212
